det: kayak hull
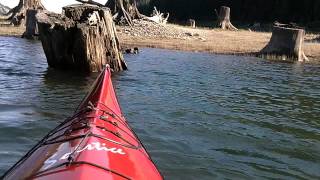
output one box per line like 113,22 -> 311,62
2,66 -> 162,180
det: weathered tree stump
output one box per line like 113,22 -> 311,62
188,19 -> 195,28
216,6 -> 238,30
22,9 -> 39,39
36,4 -> 127,72
259,25 -> 308,62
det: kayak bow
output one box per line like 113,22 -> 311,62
2,65 -> 163,180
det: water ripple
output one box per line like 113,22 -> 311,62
0,37 -> 319,179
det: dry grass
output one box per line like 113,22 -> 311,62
118,23 -> 320,62
0,26 -> 24,37
305,43 -> 320,60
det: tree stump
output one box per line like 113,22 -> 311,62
259,25 -> 308,62
216,6 -> 238,30
36,4 -> 127,72
22,9 -> 39,39
188,19 -> 195,28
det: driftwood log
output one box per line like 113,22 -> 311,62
188,19 -> 196,28
216,6 -> 238,30
259,25 -> 308,62
145,7 -> 169,24
36,4 -> 127,72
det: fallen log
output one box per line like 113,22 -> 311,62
216,6 -> 238,31
36,4 -> 127,72
259,25 -> 308,62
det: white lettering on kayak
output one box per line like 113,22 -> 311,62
60,142 -> 126,160
42,142 -> 125,171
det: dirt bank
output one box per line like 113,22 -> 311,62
117,21 -> 320,62
1,22 -> 319,62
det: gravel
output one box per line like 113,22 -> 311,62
117,19 -> 202,40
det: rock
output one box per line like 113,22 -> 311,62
118,19 -> 202,40
124,47 -> 139,54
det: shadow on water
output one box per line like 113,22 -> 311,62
39,68 -> 98,117
42,67 -> 97,87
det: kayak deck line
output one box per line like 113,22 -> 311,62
33,161 -> 132,180
3,104 -> 142,179
40,107 -> 142,149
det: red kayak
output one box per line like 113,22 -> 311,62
2,65 -> 163,180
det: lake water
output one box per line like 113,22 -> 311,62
0,36 -> 319,179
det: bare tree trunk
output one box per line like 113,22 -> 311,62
7,0 -> 44,26
216,6 -> 238,30
22,9 -> 39,39
259,24 -> 308,62
105,0 -> 145,25
36,4 -> 127,73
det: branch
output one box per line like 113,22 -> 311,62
75,0 -> 104,7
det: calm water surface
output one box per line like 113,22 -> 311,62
0,36 -> 320,179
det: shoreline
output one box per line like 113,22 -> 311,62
117,24 -> 320,62
1,25 -> 319,62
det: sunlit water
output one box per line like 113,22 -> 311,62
0,36 -> 320,179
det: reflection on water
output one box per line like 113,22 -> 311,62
0,37 -> 320,179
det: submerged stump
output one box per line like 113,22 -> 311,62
36,4 -> 127,72
216,6 -> 237,31
259,25 -> 308,62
